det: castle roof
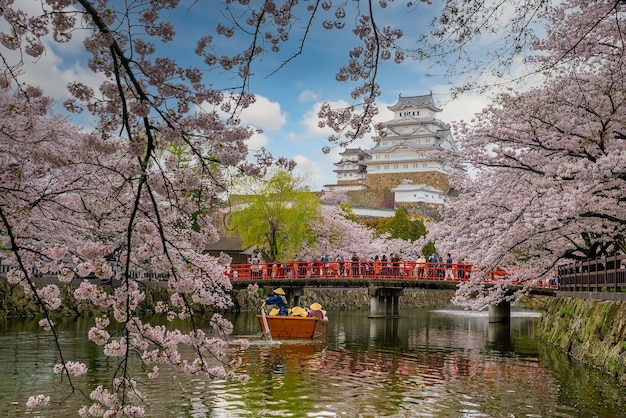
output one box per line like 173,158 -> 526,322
388,94 -> 441,112
339,147 -> 369,156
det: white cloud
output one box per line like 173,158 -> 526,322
292,153 -> 337,190
247,130 -> 270,151
438,91 -> 491,125
0,2 -> 102,103
300,99 -> 351,138
298,90 -> 319,102
239,95 -> 287,131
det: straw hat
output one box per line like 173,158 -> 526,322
268,308 -> 279,316
310,302 -> 322,311
291,306 -> 306,317
273,287 -> 285,295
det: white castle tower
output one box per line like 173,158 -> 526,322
325,93 -> 455,210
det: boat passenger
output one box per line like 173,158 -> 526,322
290,306 -> 308,317
265,287 -> 289,316
308,302 -> 326,319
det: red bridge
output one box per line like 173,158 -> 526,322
225,260 -> 557,293
227,260 -> 472,281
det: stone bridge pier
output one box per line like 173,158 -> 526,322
368,286 -> 403,318
488,300 -> 511,323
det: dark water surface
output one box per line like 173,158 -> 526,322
1,308 -> 625,417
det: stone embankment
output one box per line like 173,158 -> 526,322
536,297 -> 626,385
0,282 -> 456,317
239,287 -> 457,311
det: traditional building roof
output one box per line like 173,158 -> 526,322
387,93 -> 441,112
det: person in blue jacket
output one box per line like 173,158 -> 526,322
265,287 -> 289,316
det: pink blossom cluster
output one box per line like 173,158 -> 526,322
77,383 -> 145,417
54,361 -> 88,377
298,204 -> 422,261
26,395 -> 50,408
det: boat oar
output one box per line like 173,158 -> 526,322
260,302 -> 272,341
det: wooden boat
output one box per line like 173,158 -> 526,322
257,313 -> 328,339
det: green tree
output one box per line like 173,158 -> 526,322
373,207 -> 435,256
230,171 -> 320,262
376,208 -> 426,241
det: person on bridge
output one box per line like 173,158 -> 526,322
351,253 -> 360,277
445,253 -> 454,279
414,254 -> 426,278
428,254 -> 438,278
336,254 -> 345,277
321,254 -> 330,276
265,287 -> 289,316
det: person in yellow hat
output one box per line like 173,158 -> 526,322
290,306 -> 307,317
308,302 -> 325,319
265,287 -> 289,316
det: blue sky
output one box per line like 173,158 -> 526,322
7,1 -> 496,190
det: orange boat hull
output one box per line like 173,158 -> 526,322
257,315 -> 328,339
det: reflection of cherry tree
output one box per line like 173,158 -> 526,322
299,205 -> 421,261
429,0 -> 626,309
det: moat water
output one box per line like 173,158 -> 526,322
1,308 -> 625,417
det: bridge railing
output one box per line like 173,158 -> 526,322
1,257 -> 557,289
226,260 -> 473,281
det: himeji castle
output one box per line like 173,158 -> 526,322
325,93 -> 456,214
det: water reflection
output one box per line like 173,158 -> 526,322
1,309 -> 625,417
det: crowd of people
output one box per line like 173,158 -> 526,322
231,253 -> 470,280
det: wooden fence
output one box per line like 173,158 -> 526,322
558,255 -> 626,300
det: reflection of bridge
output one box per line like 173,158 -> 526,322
227,261 -> 557,322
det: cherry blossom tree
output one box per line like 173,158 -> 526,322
430,0 -> 626,309
298,204 -> 421,261
1,0 -> 613,414
0,1 -> 273,414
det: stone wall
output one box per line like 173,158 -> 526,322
0,282 -> 549,318
345,189 -> 394,208
536,297 -> 626,385
0,283 -> 455,317
236,287 -> 456,311
365,172 -> 450,191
